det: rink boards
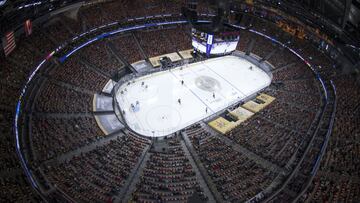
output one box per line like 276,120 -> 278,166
115,55 -> 271,137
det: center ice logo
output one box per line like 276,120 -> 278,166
195,75 -> 221,92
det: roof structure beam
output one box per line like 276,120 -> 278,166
342,0 -> 352,28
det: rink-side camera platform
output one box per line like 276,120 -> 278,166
114,54 -> 272,137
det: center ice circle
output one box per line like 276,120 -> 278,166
146,106 -> 181,133
195,75 -> 221,92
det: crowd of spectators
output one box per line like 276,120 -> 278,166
22,27 -> 58,57
60,14 -> 83,36
43,19 -> 74,47
159,26 -> 193,52
1,59 -> 27,89
279,79 -> 319,95
272,61 -> 313,81
135,29 -> 175,58
275,76 -> 337,202
133,25 -> 192,59
308,176 -> 360,202
72,0 -> 187,32
111,34 -> 145,64
104,0 -> 184,22
266,49 -> 299,70
80,41 -> 125,77
0,108 -> 42,202
44,133 -> 150,202
0,175 -> 41,202
251,34 -> 277,59
226,115 -> 300,167
0,0 -> 359,202
264,89 -> 320,112
301,75 -> 360,202
236,30 -> 252,52
31,117 -> 104,162
0,25 -> 53,199
35,82 -> 92,113
225,29 -> 327,192
79,5 -> 108,29
186,124 -> 276,202
259,99 -> 316,134
251,17 -> 282,40
49,58 -> 109,91
0,80 -> 21,109
132,136 -> 206,202
196,0 -> 215,14
0,111 -> 21,172
0,40 -> 44,109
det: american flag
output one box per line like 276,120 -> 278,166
2,31 -> 16,56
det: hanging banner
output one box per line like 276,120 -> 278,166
206,34 -> 213,57
24,19 -> 32,36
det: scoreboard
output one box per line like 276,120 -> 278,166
192,28 -> 240,57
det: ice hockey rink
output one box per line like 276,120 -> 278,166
115,55 -> 271,137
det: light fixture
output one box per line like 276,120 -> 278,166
0,0 -> 7,6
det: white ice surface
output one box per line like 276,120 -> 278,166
116,55 -> 271,137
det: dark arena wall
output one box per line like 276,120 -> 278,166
0,0 -> 359,202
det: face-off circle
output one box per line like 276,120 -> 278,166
146,106 -> 182,133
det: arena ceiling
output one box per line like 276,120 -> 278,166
276,0 -> 360,40
0,0 -> 359,48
